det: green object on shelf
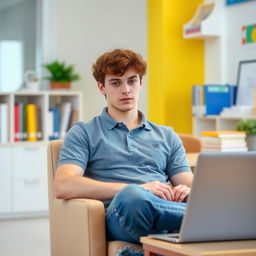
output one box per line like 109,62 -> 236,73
236,119 -> 256,135
43,60 -> 80,84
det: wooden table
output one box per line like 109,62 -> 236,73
141,236 -> 256,256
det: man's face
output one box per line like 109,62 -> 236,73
97,69 -> 142,113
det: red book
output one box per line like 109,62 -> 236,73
14,104 -> 20,142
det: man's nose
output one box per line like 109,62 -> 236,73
121,83 -> 130,93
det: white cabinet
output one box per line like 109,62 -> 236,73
0,147 -> 12,214
13,145 -> 48,212
0,90 -> 83,218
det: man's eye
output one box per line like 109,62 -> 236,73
111,81 -> 120,86
128,79 -> 138,85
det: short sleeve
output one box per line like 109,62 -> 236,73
58,122 -> 89,170
166,129 -> 191,178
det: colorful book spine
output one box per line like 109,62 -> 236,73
59,102 -> 72,139
14,104 -> 20,142
49,107 -> 60,140
26,104 -> 37,141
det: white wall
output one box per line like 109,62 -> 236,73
42,0 -> 147,121
205,0 -> 256,84
224,0 -> 256,84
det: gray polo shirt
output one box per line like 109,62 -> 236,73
58,108 -> 191,186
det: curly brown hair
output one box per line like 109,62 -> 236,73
92,49 -> 147,84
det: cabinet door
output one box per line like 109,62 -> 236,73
0,147 -> 12,213
13,145 -> 48,212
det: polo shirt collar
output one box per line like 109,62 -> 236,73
100,107 -> 152,131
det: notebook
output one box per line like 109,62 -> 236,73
149,152 -> 256,243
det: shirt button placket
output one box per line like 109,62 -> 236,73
127,133 -> 135,149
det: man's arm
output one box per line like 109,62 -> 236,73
170,172 -> 193,202
54,164 -> 128,200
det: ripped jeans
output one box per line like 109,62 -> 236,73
106,184 -> 187,243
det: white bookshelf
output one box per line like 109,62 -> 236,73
193,115 -> 256,137
0,90 -> 83,219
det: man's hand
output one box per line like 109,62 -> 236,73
140,181 -> 175,201
140,181 -> 191,202
173,184 -> 191,202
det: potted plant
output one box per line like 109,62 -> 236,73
43,60 -> 80,89
236,119 -> 256,151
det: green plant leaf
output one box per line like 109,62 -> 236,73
43,60 -> 80,83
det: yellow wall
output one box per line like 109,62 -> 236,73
147,0 -> 204,134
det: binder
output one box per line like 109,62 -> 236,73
204,85 -> 236,115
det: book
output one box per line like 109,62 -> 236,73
192,85 -> 205,116
47,110 -> 54,140
68,108 -> 78,130
201,131 -> 246,138
36,107 -> 42,140
201,147 -> 248,152
49,107 -> 60,140
202,136 -> 247,145
26,104 -> 37,141
14,104 -> 20,142
204,85 -> 237,115
0,103 -> 8,143
59,102 -> 72,139
18,102 -> 26,141
202,143 -> 247,150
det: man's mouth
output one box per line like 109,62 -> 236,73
120,98 -> 132,101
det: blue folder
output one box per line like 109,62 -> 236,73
204,85 -> 237,115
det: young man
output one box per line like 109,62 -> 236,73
54,49 -> 193,243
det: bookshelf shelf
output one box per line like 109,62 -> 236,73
193,115 -> 256,137
0,90 -> 83,219
183,1 -> 222,39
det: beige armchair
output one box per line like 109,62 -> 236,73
47,139 -> 141,256
178,134 -> 202,153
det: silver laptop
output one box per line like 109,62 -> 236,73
150,151 -> 256,243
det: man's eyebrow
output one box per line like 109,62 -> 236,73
128,75 -> 139,79
108,78 -> 121,82
108,75 -> 139,82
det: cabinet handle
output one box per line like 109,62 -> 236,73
23,146 -> 41,151
24,179 -> 40,185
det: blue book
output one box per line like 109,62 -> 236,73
204,85 -> 237,115
49,107 -> 60,140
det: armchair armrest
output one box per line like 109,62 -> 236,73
50,198 -> 106,256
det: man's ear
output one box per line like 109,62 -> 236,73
97,82 -> 106,95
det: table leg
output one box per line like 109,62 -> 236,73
144,249 -> 158,256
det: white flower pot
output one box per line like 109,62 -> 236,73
246,135 -> 256,151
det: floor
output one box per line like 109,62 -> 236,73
0,217 -> 50,256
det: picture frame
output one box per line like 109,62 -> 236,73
236,60 -> 256,106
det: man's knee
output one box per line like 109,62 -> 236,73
116,184 -> 149,208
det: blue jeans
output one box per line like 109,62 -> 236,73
106,184 -> 187,243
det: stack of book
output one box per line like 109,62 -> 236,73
201,131 -> 248,152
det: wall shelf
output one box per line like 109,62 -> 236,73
183,1 -> 222,39
193,115 -> 256,136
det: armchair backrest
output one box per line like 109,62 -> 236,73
178,134 -> 202,153
47,139 -> 63,208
